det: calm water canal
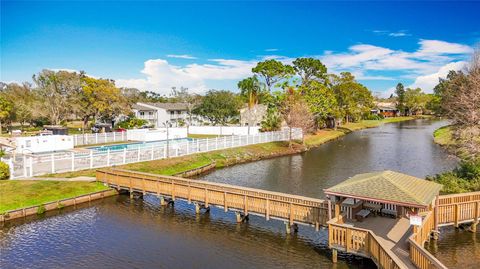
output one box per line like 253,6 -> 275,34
1,119 -> 472,269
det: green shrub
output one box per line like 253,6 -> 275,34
429,159 -> 480,193
117,117 -> 149,129
364,114 -> 384,120
0,161 -> 10,180
37,205 -> 46,215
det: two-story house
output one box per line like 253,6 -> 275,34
132,102 -> 191,127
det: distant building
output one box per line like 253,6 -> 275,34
132,102 -> 194,127
239,104 -> 267,126
371,102 -> 399,117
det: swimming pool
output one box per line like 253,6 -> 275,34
88,138 -> 192,152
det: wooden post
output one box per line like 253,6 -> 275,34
289,203 -> 294,225
454,204 -> 460,228
171,182 -> 175,201
265,199 -> 270,220
332,249 -> 338,263
187,183 -> 191,204
334,202 -> 341,219
328,199 -> 332,220
345,228 -> 351,252
195,203 -> 200,214
434,195 -> 439,231
205,188 -> 209,207
224,192 -> 228,212
472,202 -> 479,232
244,195 -> 248,215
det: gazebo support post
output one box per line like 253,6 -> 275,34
332,249 -> 338,263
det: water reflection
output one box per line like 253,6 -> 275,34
200,119 -> 457,198
0,119 -> 458,269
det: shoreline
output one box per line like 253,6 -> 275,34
42,116 -> 415,180
2,116 -> 416,220
0,188 -> 117,222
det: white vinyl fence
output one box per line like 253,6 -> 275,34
3,128 -> 302,179
73,131 -> 127,146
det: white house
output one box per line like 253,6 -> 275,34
239,104 -> 267,127
132,102 -> 195,127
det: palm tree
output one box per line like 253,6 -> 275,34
237,75 -> 264,109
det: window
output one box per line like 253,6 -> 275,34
148,111 -> 153,116
170,111 -> 174,115
140,111 -> 145,116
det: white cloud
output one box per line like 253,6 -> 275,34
115,58 -> 255,94
265,48 -> 279,52
166,54 -> 197,59
409,61 -> 466,93
372,30 -> 410,37
416,40 -> 473,55
319,39 -> 472,91
116,39 -> 472,94
389,32 -> 409,37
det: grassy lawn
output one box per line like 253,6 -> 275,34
433,125 -> 454,146
43,141 -> 304,178
0,180 -> 110,213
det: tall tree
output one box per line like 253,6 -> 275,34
237,75 -> 266,109
302,80 -> 338,127
279,87 -> 314,145
193,90 -> 242,125
73,77 -> 130,131
170,87 -> 202,125
441,48 -> 480,158
293,57 -> 328,86
331,72 -> 374,123
0,96 -> 14,134
33,70 -> 83,125
395,83 -> 406,116
252,59 -> 294,91
404,88 -> 427,115
2,83 -> 37,128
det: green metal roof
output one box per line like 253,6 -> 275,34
324,171 -> 443,208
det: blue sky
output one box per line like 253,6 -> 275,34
2,1 -> 479,96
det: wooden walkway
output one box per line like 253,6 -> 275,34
328,192 -> 480,269
96,169 -> 480,269
97,168 -> 330,229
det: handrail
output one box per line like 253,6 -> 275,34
99,168 -> 327,206
328,218 -> 405,269
408,211 -> 448,269
438,191 -> 480,205
97,168 -> 330,227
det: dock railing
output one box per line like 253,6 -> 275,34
97,168 -> 330,228
436,192 -> 480,227
408,211 -> 447,269
327,215 -> 404,269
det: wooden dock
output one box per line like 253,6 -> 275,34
96,169 -> 480,269
97,168 -> 330,230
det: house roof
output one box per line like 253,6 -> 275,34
133,102 -> 189,111
324,171 -> 443,208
